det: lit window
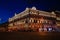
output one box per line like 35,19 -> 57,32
48,28 -> 52,31
29,19 -> 32,23
40,21 -> 42,23
32,19 -> 34,23
39,28 -> 42,32
44,28 -> 47,31
30,18 -> 34,23
37,20 -> 39,23
40,19 -> 44,23
9,23 -> 13,26
45,20 -> 48,23
34,20 -> 37,23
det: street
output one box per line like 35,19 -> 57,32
0,32 -> 60,40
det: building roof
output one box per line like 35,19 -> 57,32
8,7 -> 56,22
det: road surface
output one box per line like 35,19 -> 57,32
0,32 -> 60,40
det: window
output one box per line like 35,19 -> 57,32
40,19 -> 44,23
30,12 -> 32,14
25,20 -> 28,23
40,21 -> 42,23
30,18 -> 34,23
37,20 -> 40,23
44,28 -> 47,31
34,20 -> 37,23
29,19 -> 32,23
48,28 -> 52,31
9,23 -> 13,26
45,20 -> 48,23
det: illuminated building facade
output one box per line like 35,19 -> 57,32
8,7 -> 57,32
56,11 -> 60,31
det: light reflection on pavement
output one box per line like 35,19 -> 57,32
0,32 -> 60,40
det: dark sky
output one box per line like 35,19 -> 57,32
0,0 -> 60,24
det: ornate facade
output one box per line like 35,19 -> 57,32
56,11 -> 60,31
8,7 -> 57,32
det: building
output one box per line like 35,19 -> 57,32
8,7 -> 57,32
0,22 -> 8,32
55,11 -> 60,31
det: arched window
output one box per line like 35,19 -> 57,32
25,20 -> 28,23
37,20 -> 40,23
30,18 -> 34,23
34,20 -> 37,23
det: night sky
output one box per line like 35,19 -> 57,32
0,0 -> 60,24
